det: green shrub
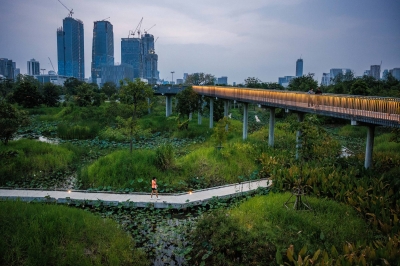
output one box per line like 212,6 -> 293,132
155,143 -> 175,170
0,201 -> 148,266
57,122 -> 99,139
98,126 -> 128,142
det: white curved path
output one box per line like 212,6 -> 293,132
0,179 -> 271,209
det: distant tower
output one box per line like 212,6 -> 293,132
57,17 -> 85,80
121,37 -> 143,79
370,65 -> 381,80
296,58 -> 303,77
141,33 -> 158,83
91,20 -> 114,84
27,59 -> 40,76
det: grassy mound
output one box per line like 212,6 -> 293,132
229,193 -> 371,253
0,139 -> 76,185
0,201 -> 148,266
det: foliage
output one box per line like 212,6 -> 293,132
184,72 -> 215,85
63,77 -> 84,95
57,122 -> 100,140
350,79 -> 369,95
75,83 -> 95,107
212,117 -> 231,147
0,101 -> 29,145
190,210 -> 276,265
0,76 -> 14,100
154,143 -> 175,170
42,82 -> 61,107
0,201 -> 148,266
0,139 -> 76,186
287,73 -> 318,92
244,77 -> 284,90
101,81 -> 118,98
13,75 -> 42,108
175,86 -> 202,120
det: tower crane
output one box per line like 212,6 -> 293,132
57,0 -> 73,17
48,57 -> 56,72
130,17 -> 143,38
144,24 -> 156,34
101,17 -> 110,21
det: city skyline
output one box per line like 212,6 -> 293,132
1,0 -> 399,84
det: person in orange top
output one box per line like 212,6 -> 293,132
151,177 -> 159,199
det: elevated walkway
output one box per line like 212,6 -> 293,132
0,179 -> 271,209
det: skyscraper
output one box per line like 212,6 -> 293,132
370,65 -> 381,80
91,20 -> 114,84
296,58 -> 303,77
57,17 -> 85,80
121,37 -> 142,78
141,33 -> 158,83
27,59 -> 40,76
0,58 -> 16,80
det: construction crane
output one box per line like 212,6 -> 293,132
155,37 -> 159,43
144,24 -> 156,34
130,17 -> 143,38
48,57 -> 56,72
57,0 -> 73,17
101,17 -> 110,21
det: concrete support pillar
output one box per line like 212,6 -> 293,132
189,113 -> 192,120
243,102 -> 249,140
269,108 -> 276,147
365,125 -> 375,169
198,110 -> 202,125
209,98 -> 214,129
224,101 -> 229,117
296,112 -> 305,160
147,98 -> 151,114
165,95 -> 172,117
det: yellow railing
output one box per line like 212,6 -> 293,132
193,86 -> 400,124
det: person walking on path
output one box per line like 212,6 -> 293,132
315,87 -> 322,107
307,88 -> 315,107
151,177 -> 159,199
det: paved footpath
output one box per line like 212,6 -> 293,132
0,179 -> 271,209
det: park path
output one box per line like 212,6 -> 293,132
0,179 -> 271,209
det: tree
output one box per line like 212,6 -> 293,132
13,75 -> 42,108
0,77 -> 14,100
101,81 -> 118,98
64,77 -> 84,95
184,73 -> 215,85
75,83 -> 94,107
42,83 -> 61,107
175,86 -> 202,120
287,73 -> 318,92
212,117 -> 231,148
350,79 -> 369,95
244,77 -> 262,88
0,101 -> 29,145
119,78 -> 154,152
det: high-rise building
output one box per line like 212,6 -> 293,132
363,70 -> 370,76
217,76 -> 228,85
296,58 -> 303,77
101,64 -> 134,86
27,59 -> 40,76
0,58 -> 16,80
382,69 -> 389,80
390,68 -> 400,81
370,65 -> 381,80
183,73 -> 188,83
91,20 -> 114,84
121,37 -> 142,78
121,32 -> 159,83
57,17 -> 85,80
321,73 -> 331,86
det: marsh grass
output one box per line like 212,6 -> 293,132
229,193 -> 371,254
0,201 -> 148,266
0,139 -> 76,185
374,133 -> 400,153
57,122 -> 100,140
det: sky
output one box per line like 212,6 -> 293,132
1,0 -> 399,85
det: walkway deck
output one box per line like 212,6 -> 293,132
0,179 -> 271,209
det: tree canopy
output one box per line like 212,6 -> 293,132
184,73 -> 215,86
175,86 -> 202,120
0,101 -> 29,145
287,73 -> 318,92
13,75 -> 42,108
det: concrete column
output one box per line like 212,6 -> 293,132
165,95 -> 170,117
147,98 -> 151,114
198,110 -> 202,125
189,113 -> 192,120
296,112 -> 305,160
224,101 -> 229,117
243,102 -> 249,140
269,108 -> 276,147
209,98 -> 214,128
365,125 -> 375,169
169,96 -> 173,116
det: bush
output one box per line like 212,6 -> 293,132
57,122 -> 99,140
0,201 -> 148,266
154,143 -> 175,170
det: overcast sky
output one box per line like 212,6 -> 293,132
1,0 -> 399,84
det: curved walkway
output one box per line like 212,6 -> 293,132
0,179 -> 271,209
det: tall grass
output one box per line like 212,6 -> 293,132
0,201 -> 148,266
0,139 -> 76,185
57,122 -> 100,140
229,193 -> 371,254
